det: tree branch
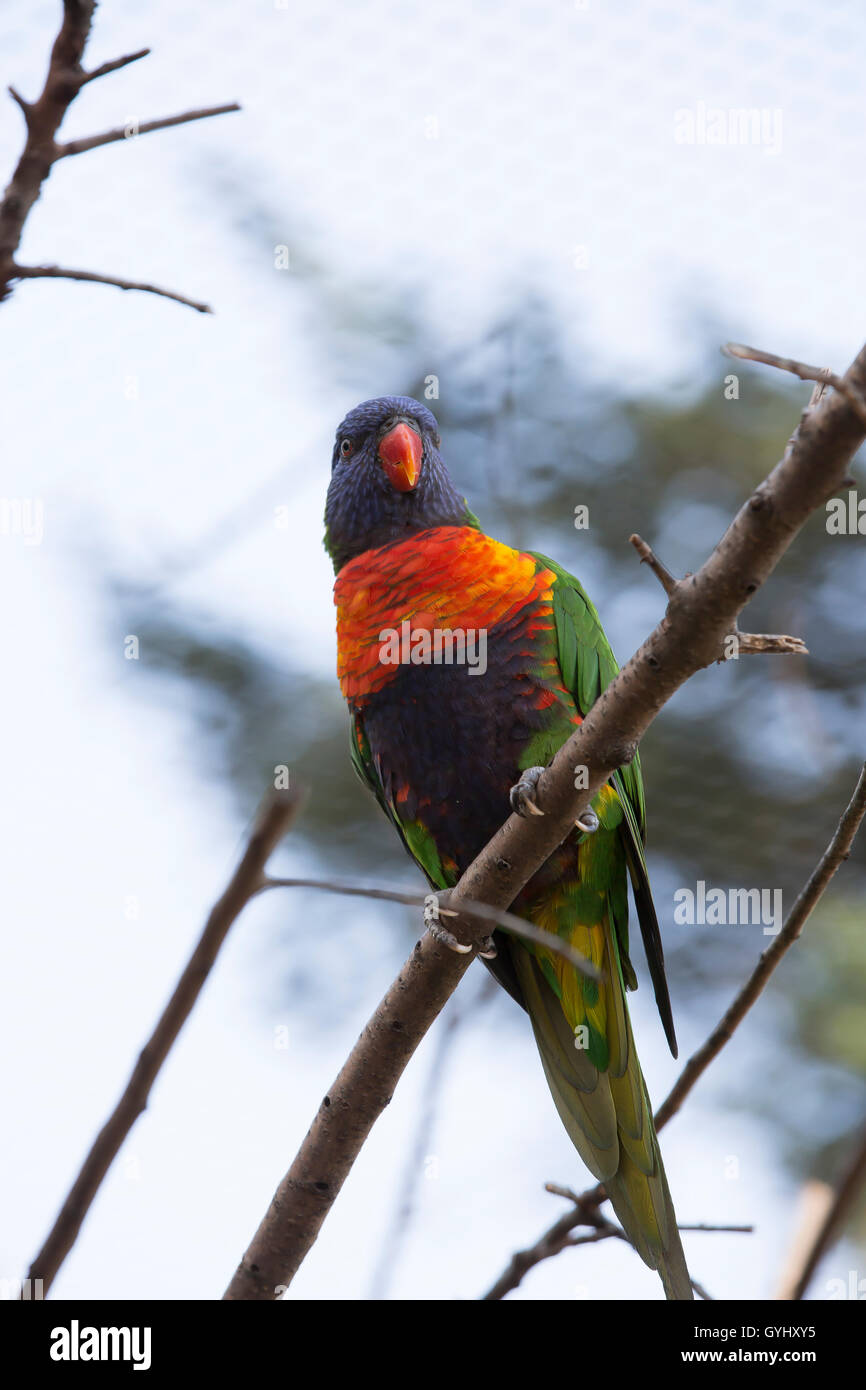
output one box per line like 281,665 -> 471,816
655,761 -> 866,1131
0,2 -> 239,311
629,532 -> 679,597
53,103 -> 241,159
79,49 -> 151,86
775,1180 -> 835,1300
483,1183 -> 749,1301
25,787 -> 301,1297
629,534 -> 808,658
222,340 -> 866,1300
786,1124 -> 866,1301
258,875 -> 601,979
482,761 -> 866,1297
730,631 -> 808,656
725,342 -> 866,428
482,1187 -> 611,1300
11,263 -> 213,313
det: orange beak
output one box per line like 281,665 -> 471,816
378,422 -> 422,492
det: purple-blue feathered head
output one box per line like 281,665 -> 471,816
324,395 -> 472,570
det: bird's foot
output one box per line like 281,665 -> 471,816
510,766 -> 546,817
424,893 -> 471,954
477,933 -> 498,960
575,808 -> 599,835
423,894 -> 498,959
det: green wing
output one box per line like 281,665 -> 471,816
349,712 -> 453,889
531,550 -> 678,1057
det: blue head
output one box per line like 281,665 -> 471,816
324,395 -> 471,570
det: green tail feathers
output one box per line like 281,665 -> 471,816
510,943 -> 693,1301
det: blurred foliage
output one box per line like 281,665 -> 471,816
108,217 -> 866,1218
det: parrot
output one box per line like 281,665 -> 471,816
324,394 -> 692,1300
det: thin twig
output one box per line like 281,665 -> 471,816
482,1189 -> 621,1299
788,1123 -> 866,1301
730,631 -> 808,656
629,533 -> 679,597
485,1183 -> 745,1300
655,762 -> 866,1130
25,787 -> 302,1296
775,1180 -> 834,1300
11,263 -> 212,313
79,49 -> 151,86
260,875 -> 601,980
679,1223 -> 754,1234
8,86 -> 33,122
630,535 -> 806,658
54,103 -> 241,159
725,342 -> 866,428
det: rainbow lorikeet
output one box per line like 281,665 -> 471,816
324,395 -> 692,1300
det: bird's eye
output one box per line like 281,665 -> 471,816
340,438 -> 354,459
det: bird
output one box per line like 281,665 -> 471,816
324,394 -> 692,1300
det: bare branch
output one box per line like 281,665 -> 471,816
8,85 -> 34,123
484,1182 -> 747,1300
259,875 -> 601,980
0,3 -> 238,310
725,341 -> 866,428
25,787 -> 302,1296
54,103 -> 241,159
630,535 -> 807,659
679,1223 -> 755,1234
224,347 -> 866,1300
775,1180 -> 835,1300
655,761 -> 866,1131
11,263 -> 213,313
0,1 -> 94,281
79,49 -> 151,86
786,1124 -> 866,1301
482,1188 -> 624,1299
629,532 -> 679,597
731,631 -> 809,656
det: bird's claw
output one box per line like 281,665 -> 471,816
575,808 -> 600,835
424,894 -> 471,954
510,766 -> 546,818
423,895 -> 497,959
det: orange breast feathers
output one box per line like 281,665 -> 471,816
334,526 -> 556,700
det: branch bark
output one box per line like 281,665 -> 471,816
223,339 -> 866,1300
25,787 -> 301,1296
